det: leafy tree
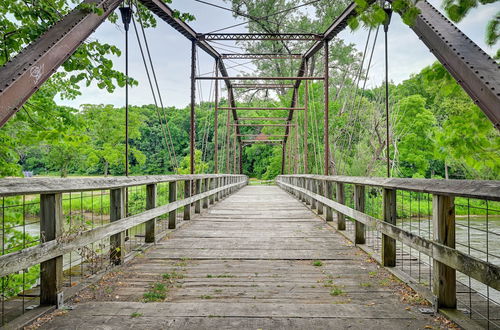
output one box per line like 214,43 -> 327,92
393,95 -> 436,177
81,104 -> 146,176
176,150 -> 209,174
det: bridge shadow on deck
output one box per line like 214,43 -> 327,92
39,185 -> 446,329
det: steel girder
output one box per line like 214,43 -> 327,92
0,0 -> 123,127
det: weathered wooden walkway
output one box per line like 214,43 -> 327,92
38,185 -> 446,329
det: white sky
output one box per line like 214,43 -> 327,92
55,0 -> 499,109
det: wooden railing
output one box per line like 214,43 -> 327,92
277,174 -> 500,324
0,174 -> 247,309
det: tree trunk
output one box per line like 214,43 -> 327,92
444,160 -> 449,179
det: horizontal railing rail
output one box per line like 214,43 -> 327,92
0,174 -> 247,321
276,174 -> 500,327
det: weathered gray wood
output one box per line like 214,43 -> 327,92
203,178 -> 209,209
209,178 -> 215,205
276,180 -> 500,291
183,180 -> 191,221
195,179 -> 202,213
39,185 -> 451,329
169,181 -> 177,229
215,178 -> 220,202
336,182 -> 345,230
316,179 -> 324,215
277,175 -> 500,201
433,194 -> 456,309
0,180 -> 246,277
310,179 -> 317,209
325,180 -> 333,222
145,184 -> 157,243
382,188 -> 396,267
39,193 -> 63,306
354,185 -> 365,245
110,188 -> 125,265
0,174 -> 246,197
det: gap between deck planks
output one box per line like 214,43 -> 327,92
38,186 -> 450,329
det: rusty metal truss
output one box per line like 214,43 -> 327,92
221,54 -> 302,60
232,84 -> 295,89
199,33 -> 322,41
0,0 -> 497,179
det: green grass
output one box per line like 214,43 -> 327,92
143,282 -> 167,302
162,272 -> 184,280
312,260 -> 323,267
130,312 -> 143,318
330,286 -> 344,296
207,274 -> 235,278
201,295 -> 212,299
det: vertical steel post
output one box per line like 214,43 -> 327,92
323,40 -> 329,175
384,10 -> 392,178
190,41 -> 197,174
233,125 -> 237,173
239,143 -> 243,174
214,59 -> 219,173
281,141 -> 286,174
226,90 -> 231,173
303,61 -> 309,173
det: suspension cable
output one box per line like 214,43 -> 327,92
135,1 -> 180,170
131,14 -> 177,173
207,0 -> 323,34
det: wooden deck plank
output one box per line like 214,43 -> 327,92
39,186 -> 448,329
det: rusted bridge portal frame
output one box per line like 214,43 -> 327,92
0,0 -> 498,176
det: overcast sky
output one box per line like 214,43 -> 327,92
56,0 -> 499,109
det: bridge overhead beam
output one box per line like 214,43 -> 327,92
221,54 -> 302,60
139,0 -> 241,140
408,1 -> 500,129
219,107 -> 304,111
196,76 -> 324,81
232,84 -> 295,89
0,0 -> 123,127
199,33 -> 323,41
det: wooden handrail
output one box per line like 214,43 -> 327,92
0,178 -> 246,277
278,175 -> 500,201
276,174 -> 500,313
0,174 -> 245,197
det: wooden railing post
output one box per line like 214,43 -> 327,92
325,180 -> 334,222
110,188 -> 125,265
354,185 -> 365,244
316,179 -> 324,215
203,178 -> 209,208
306,179 -> 316,210
304,178 -> 310,205
336,182 -> 345,230
195,178 -> 201,213
209,177 -> 215,205
215,177 -> 220,202
145,184 -> 157,243
184,180 -> 192,220
433,194 -> 456,309
168,181 -> 177,229
40,193 -> 63,306
382,188 -> 396,266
